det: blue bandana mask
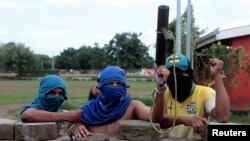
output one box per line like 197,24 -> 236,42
100,85 -> 127,107
43,96 -> 65,112
20,75 -> 67,114
97,66 -> 129,90
80,66 -> 132,126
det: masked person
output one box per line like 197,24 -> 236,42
67,65 -> 167,137
20,74 -> 82,123
153,53 -> 230,140
88,83 -> 101,100
88,84 -> 132,100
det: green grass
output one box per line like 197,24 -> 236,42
0,79 -> 155,120
0,79 -> 248,124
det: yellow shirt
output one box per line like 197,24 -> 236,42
164,84 -> 215,140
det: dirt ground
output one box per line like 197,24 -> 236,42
0,103 -> 26,119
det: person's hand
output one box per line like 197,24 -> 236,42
181,116 -> 208,135
209,58 -> 224,77
153,63 -> 170,91
65,110 -> 83,123
67,123 -> 92,138
127,90 -> 132,96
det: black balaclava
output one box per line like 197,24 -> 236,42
166,68 -> 193,103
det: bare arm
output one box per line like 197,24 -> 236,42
151,63 -> 169,123
161,115 -> 208,135
209,58 -> 230,122
20,108 -> 82,123
131,100 -> 151,121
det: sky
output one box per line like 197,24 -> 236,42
0,0 -> 250,58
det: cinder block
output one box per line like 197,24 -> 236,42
15,122 -> 59,141
48,135 -> 71,141
117,120 -> 161,141
71,134 -> 110,141
159,137 -> 193,141
0,118 -> 17,140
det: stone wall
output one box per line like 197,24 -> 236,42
0,118 -> 198,141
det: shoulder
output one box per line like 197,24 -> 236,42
195,85 -> 215,94
21,107 -> 39,114
127,100 -> 148,110
130,100 -> 145,105
194,85 -> 215,102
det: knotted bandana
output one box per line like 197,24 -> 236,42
80,66 -> 132,126
20,74 -> 67,114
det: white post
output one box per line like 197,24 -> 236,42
176,0 -> 182,54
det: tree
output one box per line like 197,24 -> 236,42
34,54 -> 53,70
55,48 -> 79,70
77,45 -> 94,70
87,43 -> 107,69
0,42 -> 35,76
104,32 -> 153,69
167,4 -> 205,54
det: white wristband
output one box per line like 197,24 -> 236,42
155,86 -> 166,95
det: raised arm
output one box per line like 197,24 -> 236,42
209,58 -> 230,122
151,63 -> 169,122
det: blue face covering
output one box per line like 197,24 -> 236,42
80,66 -> 132,126
43,96 -> 65,112
20,75 -> 67,114
100,85 -> 127,107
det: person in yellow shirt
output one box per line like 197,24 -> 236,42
153,53 -> 230,140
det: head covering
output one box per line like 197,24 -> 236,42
97,66 -> 129,90
166,53 -> 190,71
38,74 -> 67,100
166,54 -> 194,102
166,53 -> 193,78
80,66 -> 132,126
20,75 -> 67,114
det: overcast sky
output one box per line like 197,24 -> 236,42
0,0 -> 250,58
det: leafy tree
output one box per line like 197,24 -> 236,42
77,45 -> 93,69
104,32 -> 153,69
168,4 -> 205,54
34,54 -> 52,70
87,43 -> 107,69
0,42 -> 35,76
55,48 -> 79,70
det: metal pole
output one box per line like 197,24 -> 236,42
176,0 -> 181,53
186,0 -> 192,60
52,52 -> 55,70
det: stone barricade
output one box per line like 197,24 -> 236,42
0,118 -> 204,141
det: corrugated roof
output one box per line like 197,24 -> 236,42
196,24 -> 250,49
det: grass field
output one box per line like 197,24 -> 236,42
0,79 -> 248,123
0,79 -> 155,120
0,79 -> 155,104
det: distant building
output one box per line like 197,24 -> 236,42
196,25 -> 250,111
139,68 -> 154,76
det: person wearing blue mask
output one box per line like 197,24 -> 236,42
67,65 -> 167,137
153,53 -> 230,140
20,74 -> 82,123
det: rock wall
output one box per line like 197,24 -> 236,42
0,118 -> 198,141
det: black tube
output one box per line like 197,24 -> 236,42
155,5 -> 169,86
155,5 -> 169,66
